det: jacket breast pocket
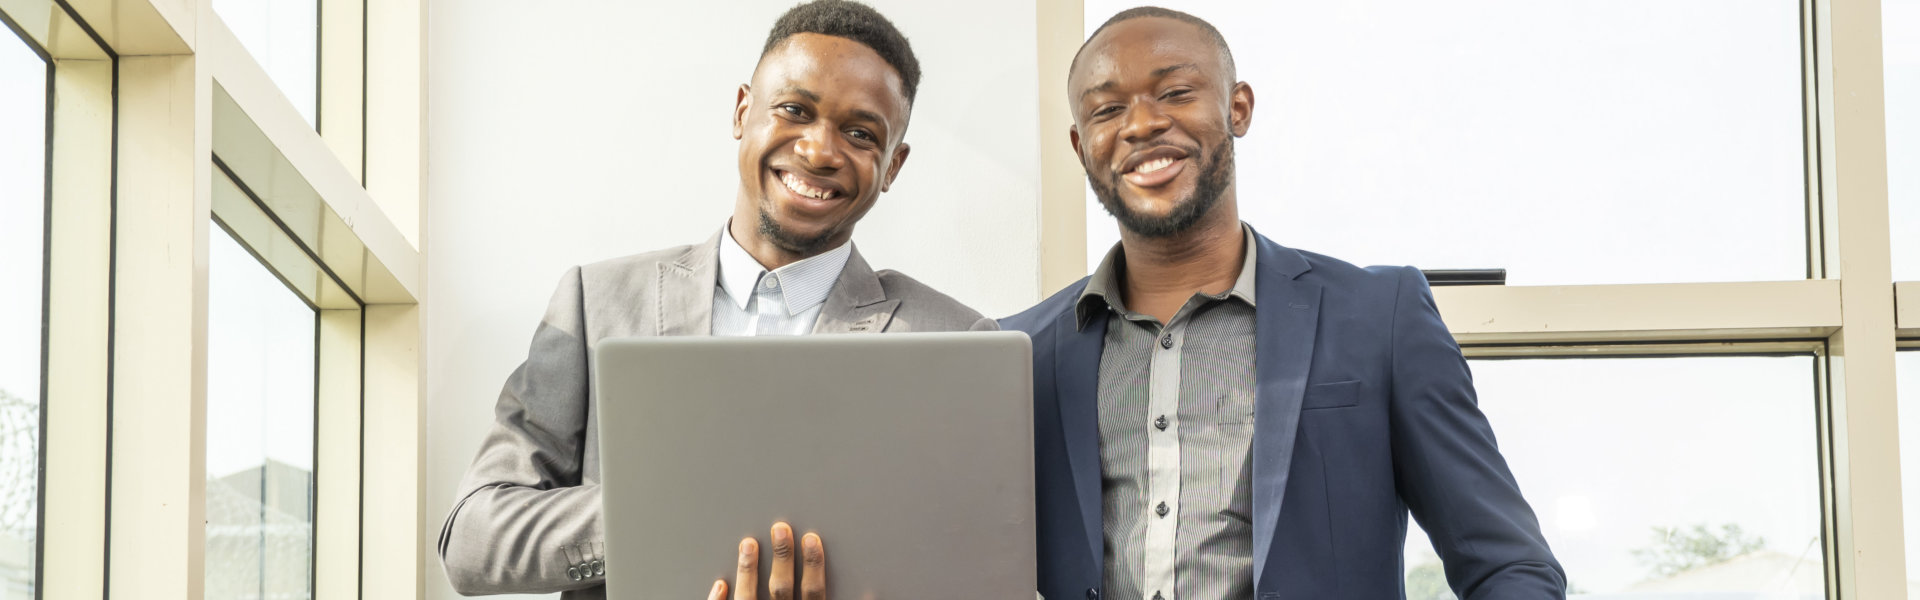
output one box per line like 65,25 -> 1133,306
1300,380 -> 1361,410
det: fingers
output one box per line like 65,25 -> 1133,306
800,533 -> 826,600
734,537 -> 759,600
710,580 -> 726,600
769,523 -> 796,600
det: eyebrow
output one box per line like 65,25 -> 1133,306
1077,63 -> 1200,101
773,85 -> 821,102
849,109 -> 889,132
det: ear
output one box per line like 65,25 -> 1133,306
881,142 -> 912,192
1228,81 -> 1254,137
1069,125 -> 1087,167
733,84 -> 752,140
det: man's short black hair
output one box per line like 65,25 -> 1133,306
1075,6 -> 1236,81
761,0 -> 921,104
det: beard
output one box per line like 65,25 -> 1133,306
1088,137 -> 1234,238
756,204 -> 838,256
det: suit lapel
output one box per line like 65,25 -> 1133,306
1250,232 -> 1320,588
1055,309 -> 1106,565
811,246 -> 897,334
656,231 -> 720,336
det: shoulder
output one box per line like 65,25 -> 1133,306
998,277 -> 1090,336
872,269 -> 990,331
577,243 -> 699,281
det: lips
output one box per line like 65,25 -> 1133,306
775,169 -> 843,201
1118,146 -> 1191,189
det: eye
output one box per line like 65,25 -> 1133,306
1092,105 -> 1122,118
847,129 -> 876,143
1161,88 -> 1193,101
778,104 -> 808,119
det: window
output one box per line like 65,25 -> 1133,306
1081,1 -> 1808,286
1404,356 -> 1823,598
204,224 -> 318,599
214,0 -> 320,126
1887,0 -> 1919,282
0,25 -> 47,599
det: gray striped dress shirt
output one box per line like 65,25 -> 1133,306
1076,227 -> 1259,600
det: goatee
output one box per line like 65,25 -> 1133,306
757,207 -> 837,256
1089,138 -> 1234,238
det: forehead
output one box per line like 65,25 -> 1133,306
754,32 -> 909,112
1072,17 -> 1222,88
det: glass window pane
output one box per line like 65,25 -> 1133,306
0,28 -> 46,598
213,0 -> 318,126
1082,1 -> 1806,285
1887,0 -> 1919,282
1403,356 -> 1823,598
206,225 -> 316,599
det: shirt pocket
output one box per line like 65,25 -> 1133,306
1215,391 -> 1257,519
1300,380 -> 1361,410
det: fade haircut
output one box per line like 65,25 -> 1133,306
761,0 -> 922,104
1074,6 -> 1236,83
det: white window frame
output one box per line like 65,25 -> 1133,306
8,0 -> 426,597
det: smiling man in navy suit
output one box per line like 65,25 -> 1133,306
1000,7 -> 1566,600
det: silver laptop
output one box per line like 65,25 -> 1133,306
594,332 -> 1036,599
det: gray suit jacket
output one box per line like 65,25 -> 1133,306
439,231 -> 995,597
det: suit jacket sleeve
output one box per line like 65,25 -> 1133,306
1387,266 -> 1567,599
439,266 -> 604,595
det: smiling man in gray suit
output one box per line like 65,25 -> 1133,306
436,2 -> 991,598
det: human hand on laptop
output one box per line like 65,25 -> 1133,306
708,521 -> 826,600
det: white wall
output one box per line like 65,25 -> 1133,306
423,2 -> 1041,598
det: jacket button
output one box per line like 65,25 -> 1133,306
567,566 -> 581,581
1087,588 -> 1101,600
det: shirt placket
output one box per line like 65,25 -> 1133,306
754,273 -> 786,336
1143,318 -> 1184,600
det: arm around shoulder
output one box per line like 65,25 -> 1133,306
439,266 -> 608,595
1385,266 -> 1566,600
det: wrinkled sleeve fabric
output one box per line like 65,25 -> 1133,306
1387,266 -> 1567,600
439,266 -> 605,595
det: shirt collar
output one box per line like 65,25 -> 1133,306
1075,223 -> 1260,330
716,225 -> 854,316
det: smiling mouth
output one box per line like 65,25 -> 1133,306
777,170 -> 840,201
1132,157 -> 1176,175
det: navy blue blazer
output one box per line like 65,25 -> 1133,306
1000,229 -> 1566,600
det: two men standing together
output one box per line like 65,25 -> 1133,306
439,1 -> 1565,598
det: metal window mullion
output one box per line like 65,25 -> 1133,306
1810,0 -> 1903,598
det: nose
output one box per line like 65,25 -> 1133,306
1118,98 -> 1172,143
793,123 -> 847,172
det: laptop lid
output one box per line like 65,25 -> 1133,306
595,332 -> 1036,599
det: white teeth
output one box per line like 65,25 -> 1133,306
1134,157 -> 1175,174
780,172 -> 834,200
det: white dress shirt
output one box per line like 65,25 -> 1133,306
711,227 -> 853,336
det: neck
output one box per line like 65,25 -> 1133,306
1116,195 -> 1244,322
728,210 -> 817,271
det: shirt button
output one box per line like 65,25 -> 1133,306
1154,415 -> 1168,431
1153,592 -> 1165,600
1160,334 -> 1174,349
763,277 -> 779,290
1087,588 -> 1101,600
1155,501 -> 1169,517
